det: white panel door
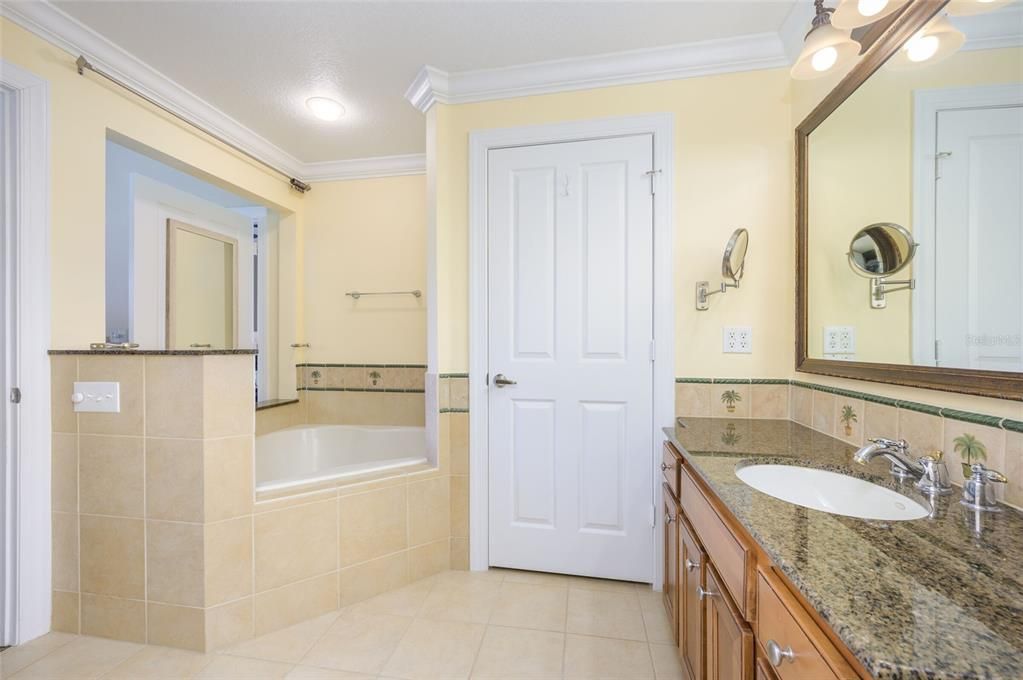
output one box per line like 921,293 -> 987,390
487,135 -> 654,582
935,106 -> 1023,371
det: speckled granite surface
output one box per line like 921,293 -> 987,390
665,418 -> 1023,680
48,349 -> 257,355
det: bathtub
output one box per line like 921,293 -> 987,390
255,424 -> 428,494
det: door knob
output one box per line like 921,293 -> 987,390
493,374 -> 517,388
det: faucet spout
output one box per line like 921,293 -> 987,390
853,437 -> 923,480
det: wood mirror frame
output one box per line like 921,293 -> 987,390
795,0 -> 1023,401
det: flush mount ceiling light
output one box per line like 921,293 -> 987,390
305,96 -> 345,121
945,0 -> 1016,16
886,15 -> 965,68
791,0 -> 862,80
831,0 -> 910,29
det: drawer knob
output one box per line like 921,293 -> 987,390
665,513 -> 675,524
661,462 -> 672,471
696,586 -> 715,600
766,640 -> 795,667
685,558 -> 700,572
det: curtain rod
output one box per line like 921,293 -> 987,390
76,55 -> 311,193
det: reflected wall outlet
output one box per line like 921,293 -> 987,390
723,326 -> 752,354
72,382 -> 121,413
824,326 -> 856,358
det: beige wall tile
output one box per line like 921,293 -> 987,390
256,486 -> 337,511
1005,431 -> 1023,509
147,520 -> 205,607
449,413 -> 469,475
256,400 -> 307,436
204,435 -> 254,522
79,435 -> 144,518
146,438 -> 204,523
80,593 -> 146,643
438,378 -> 451,410
811,391 -> 835,434
80,515 -> 145,599
790,386 -> 812,426
254,572 -> 339,637
203,355 -> 255,438
336,472 -> 408,497
339,485 -> 407,567
410,539 -> 450,582
78,356 -> 144,436
51,433 -> 78,513
711,384 -> 749,418
833,398 -> 864,446
51,590 -> 80,633
340,551 -> 409,606
863,402 -> 899,440
674,383 -> 710,417
450,538 -> 469,571
52,511 -> 79,591
450,475 -> 468,539
898,409 -> 944,458
408,476 -> 450,547
308,392 -> 425,426
255,499 -> 338,592
50,355 -> 78,434
944,423 -> 1006,490
206,516 -> 254,606
146,603 -> 206,652
145,357 -> 204,438
205,597 -> 254,651
750,385 -> 788,419
449,378 -> 469,410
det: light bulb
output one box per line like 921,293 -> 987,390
857,0 -> 889,17
905,33 -> 940,62
811,46 -> 839,72
306,97 -> 345,121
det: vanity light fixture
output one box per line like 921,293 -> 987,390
945,0 -> 1016,16
886,15 -> 965,69
305,96 -> 345,121
831,0 -> 909,29
791,0 -> 862,80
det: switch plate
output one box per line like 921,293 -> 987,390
824,326 -> 856,357
72,382 -> 121,413
723,326 -> 752,354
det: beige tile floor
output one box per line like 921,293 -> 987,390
0,570 -> 683,680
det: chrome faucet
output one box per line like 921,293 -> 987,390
852,437 -> 953,495
961,463 -> 1007,512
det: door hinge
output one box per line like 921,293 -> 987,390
10,387 -> 21,404
645,169 -> 661,196
935,151 -> 952,180
649,504 -> 657,528
649,340 -> 656,362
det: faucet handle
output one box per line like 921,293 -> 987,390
869,436 -> 907,450
961,462 -> 1008,484
916,451 -> 953,495
921,449 -> 944,462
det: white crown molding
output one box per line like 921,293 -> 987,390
405,32 -> 789,112
301,153 -> 426,182
953,5 -> 1023,52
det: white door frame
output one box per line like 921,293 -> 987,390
468,113 -> 675,586
911,83 -> 1023,366
1,59 -> 52,645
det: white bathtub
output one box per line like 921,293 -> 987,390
255,424 -> 428,493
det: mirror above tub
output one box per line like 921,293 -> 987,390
796,0 -> 1023,400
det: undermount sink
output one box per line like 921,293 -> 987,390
735,464 -> 929,521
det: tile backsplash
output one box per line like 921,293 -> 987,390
297,363 -> 426,392
676,377 -> 1023,509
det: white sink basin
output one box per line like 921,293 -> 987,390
735,464 -> 929,521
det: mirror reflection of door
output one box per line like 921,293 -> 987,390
166,219 -> 238,350
933,105 -> 1023,371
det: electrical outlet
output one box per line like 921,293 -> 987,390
722,326 -> 752,354
824,326 -> 856,356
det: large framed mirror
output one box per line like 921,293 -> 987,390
796,0 -> 1023,400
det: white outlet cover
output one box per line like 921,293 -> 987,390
72,381 -> 121,413
824,326 -> 856,355
722,326 -> 753,354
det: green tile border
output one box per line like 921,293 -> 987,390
677,377 -> 1018,432
297,363 -> 427,369
440,407 -> 470,414
439,373 -> 469,379
298,387 -> 426,394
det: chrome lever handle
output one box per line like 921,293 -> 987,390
492,374 -> 517,388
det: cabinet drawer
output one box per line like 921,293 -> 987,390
756,570 -> 856,680
680,465 -> 751,616
662,443 -> 682,498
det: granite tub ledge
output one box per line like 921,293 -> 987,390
49,348 -> 257,356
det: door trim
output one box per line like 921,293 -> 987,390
467,113 -> 675,585
911,83 -> 1023,366
1,59 -> 52,645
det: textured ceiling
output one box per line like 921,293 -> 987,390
54,1 -> 797,162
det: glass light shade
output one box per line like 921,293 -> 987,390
885,15 -> 965,69
791,23 -> 862,80
832,0 -> 910,29
305,97 -> 345,121
945,0 -> 1015,16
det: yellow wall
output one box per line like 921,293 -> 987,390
302,175 -> 427,363
432,68 -> 796,377
805,47 -> 1023,363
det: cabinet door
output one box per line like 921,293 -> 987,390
663,484 -> 680,640
705,563 -> 753,680
679,519 -> 705,680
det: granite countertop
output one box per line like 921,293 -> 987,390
665,418 -> 1023,680
48,349 -> 257,355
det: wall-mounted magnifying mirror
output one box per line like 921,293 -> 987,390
697,227 -> 749,310
847,222 -> 917,309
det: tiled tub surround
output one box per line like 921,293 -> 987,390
675,378 -> 1023,509
666,418 -> 1023,679
295,363 -> 426,428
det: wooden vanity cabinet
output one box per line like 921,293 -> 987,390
679,517 -> 706,680
663,483 -> 681,641
705,563 -> 754,680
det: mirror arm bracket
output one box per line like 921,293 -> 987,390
870,277 -> 915,309
696,280 -> 739,311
